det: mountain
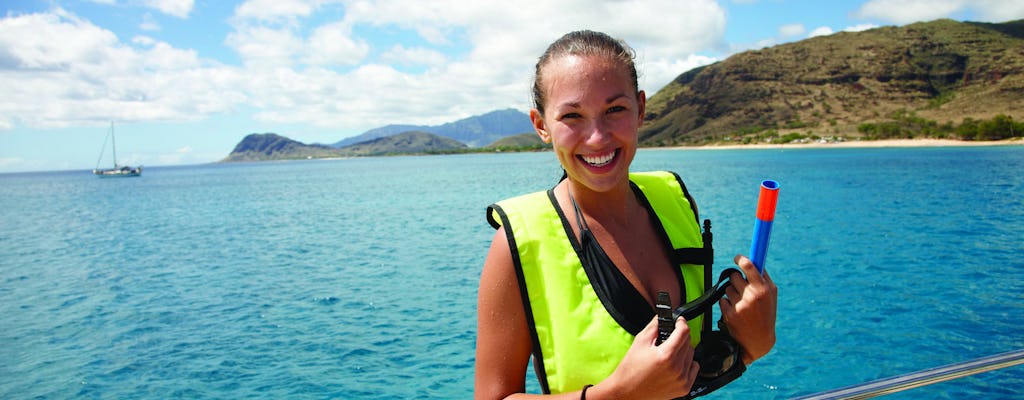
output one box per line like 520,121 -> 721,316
221,133 -> 342,162
484,133 -> 550,150
640,19 -> 1024,145
333,108 -> 533,148
338,131 -> 468,156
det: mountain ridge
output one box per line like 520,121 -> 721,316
331,108 -> 533,148
640,18 -> 1024,145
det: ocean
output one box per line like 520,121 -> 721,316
1,146 -> 1022,399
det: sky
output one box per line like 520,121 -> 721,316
1,0 -> 1023,173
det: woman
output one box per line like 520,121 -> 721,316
475,30 -> 777,400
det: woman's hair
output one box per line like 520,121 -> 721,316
531,30 -> 639,115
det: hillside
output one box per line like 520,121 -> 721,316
338,131 -> 467,156
332,108 -> 533,148
484,133 -> 550,150
221,133 -> 342,162
641,19 -> 1024,145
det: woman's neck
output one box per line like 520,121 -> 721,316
562,178 -> 636,226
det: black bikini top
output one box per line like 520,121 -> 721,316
562,185 -> 688,336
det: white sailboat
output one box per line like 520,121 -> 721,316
93,122 -> 142,177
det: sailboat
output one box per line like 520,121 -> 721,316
93,122 -> 142,177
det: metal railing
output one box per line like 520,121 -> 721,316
791,349 -> 1024,400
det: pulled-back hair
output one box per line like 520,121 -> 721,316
531,30 -> 639,115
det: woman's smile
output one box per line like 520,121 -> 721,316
579,149 -> 619,169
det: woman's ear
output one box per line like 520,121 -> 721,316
530,109 -> 551,143
637,90 -> 647,125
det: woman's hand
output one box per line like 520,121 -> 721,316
591,315 -> 700,400
719,255 -> 778,365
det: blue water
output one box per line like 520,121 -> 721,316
1,146 -> 1022,399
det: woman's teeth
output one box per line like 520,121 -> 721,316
581,151 -> 615,167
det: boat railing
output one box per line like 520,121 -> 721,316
791,349 -> 1024,399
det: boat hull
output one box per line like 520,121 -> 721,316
93,166 -> 142,177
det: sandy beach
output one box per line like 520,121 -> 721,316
670,137 -> 1024,150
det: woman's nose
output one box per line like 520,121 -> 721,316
584,118 -> 612,144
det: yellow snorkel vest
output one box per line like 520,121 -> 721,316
487,171 -> 711,394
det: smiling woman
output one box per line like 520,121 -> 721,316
474,30 -> 778,399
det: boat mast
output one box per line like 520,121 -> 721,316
110,121 -> 118,168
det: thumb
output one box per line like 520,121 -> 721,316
635,315 -> 660,345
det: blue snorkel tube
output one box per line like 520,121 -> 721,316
750,180 -> 780,274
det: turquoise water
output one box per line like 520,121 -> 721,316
1,146 -> 1022,399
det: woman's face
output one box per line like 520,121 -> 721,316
531,54 -> 645,194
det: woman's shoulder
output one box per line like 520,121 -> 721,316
487,188 -> 559,230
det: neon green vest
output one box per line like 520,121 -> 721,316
487,171 -> 709,394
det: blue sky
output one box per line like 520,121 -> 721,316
1,0 -> 1022,173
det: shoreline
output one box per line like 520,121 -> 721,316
661,137 -> 1024,151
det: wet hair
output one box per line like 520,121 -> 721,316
531,30 -> 639,115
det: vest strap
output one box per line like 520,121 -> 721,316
672,247 -> 713,267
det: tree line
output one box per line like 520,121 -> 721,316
858,111 -> 1023,141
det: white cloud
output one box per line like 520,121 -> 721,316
143,0 -> 195,18
154,145 -> 215,165
856,0 -> 962,24
855,0 -> 1024,24
0,9 -> 245,129
641,54 -> 718,93
844,23 -> 879,32
808,26 -> 834,37
381,45 -> 447,68
132,35 -> 158,46
140,12 -> 161,31
233,0 -> 331,22
779,23 -> 806,38
225,25 -> 304,68
0,157 -> 25,168
302,21 -> 370,67
1,1 -> 729,135
969,0 -> 1024,21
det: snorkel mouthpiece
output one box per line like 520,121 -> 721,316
656,291 -> 673,346
749,180 -> 779,274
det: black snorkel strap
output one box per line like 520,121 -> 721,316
672,267 -> 740,322
670,267 -> 747,400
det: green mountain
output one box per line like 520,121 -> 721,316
221,133 -> 342,162
337,131 -> 467,156
484,133 -> 550,151
332,108 -> 532,148
640,19 -> 1024,145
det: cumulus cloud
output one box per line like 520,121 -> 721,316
779,23 -> 806,38
808,26 -> 834,37
855,0 -> 1024,24
302,21 -> 370,67
0,9 -> 245,129
0,0 -> 728,134
381,45 -> 447,68
232,0 -> 331,22
143,0 -> 194,18
213,0 -> 729,128
140,12 -> 160,31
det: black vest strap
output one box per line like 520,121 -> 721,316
672,247 -> 713,267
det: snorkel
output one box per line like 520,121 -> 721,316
749,180 -> 780,274
656,180 -> 780,398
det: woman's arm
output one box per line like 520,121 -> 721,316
475,227 -> 535,399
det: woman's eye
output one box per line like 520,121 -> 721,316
560,112 -> 581,120
607,106 -> 626,114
